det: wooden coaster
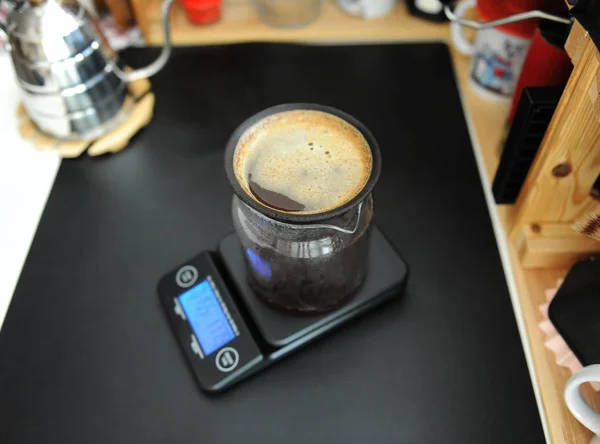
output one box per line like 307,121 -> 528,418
16,71 -> 155,158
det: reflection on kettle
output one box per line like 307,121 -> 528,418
0,0 -> 175,140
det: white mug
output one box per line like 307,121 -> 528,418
565,365 -> 600,444
337,0 -> 396,19
450,0 -> 531,101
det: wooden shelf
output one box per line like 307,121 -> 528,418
131,1 -> 597,441
134,0 -> 449,45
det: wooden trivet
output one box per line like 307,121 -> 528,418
16,71 -> 155,158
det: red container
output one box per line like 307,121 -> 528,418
507,18 -> 572,122
181,0 -> 221,25
477,0 -> 545,38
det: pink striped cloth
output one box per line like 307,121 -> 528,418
539,280 -> 600,391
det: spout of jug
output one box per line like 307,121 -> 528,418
110,0 -> 175,83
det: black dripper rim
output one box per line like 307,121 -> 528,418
224,103 -> 382,224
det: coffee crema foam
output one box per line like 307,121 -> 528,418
233,110 -> 373,215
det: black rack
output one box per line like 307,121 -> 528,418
493,86 -> 564,204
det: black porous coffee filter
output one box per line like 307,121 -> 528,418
224,103 -> 382,224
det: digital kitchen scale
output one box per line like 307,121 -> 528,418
158,225 -> 408,393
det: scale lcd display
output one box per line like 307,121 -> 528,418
178,279 -> 236,356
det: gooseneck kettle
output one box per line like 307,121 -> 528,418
0,0 -> 175,140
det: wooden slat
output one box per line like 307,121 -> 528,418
514,222 -> 600,268
565,21 -> 588,65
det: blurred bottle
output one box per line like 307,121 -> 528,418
256,0 -> 322,28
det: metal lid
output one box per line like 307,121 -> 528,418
9,0 -> 83,38
7,0 -> 99,63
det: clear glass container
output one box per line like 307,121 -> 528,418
255,0 -> 322,28
224,103 -> 382,314
232,194 -> 374,313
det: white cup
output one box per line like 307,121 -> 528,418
450,0 -> 531,101
565,365 -> 600,444
337,0 -> 396,19
414,0 -> 443,15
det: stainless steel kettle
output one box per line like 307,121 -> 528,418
0,0 -> 174,140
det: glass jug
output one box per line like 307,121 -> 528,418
225,104 -> 382,314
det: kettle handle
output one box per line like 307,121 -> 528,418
110,0 -> 175,83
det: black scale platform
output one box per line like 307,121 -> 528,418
219,226 -> 408,348
0,43 -> 544,443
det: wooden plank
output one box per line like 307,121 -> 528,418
514,34 -> 600,228
514,222 -> 600,268
565,21 -> 588,65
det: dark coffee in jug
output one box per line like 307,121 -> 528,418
240,197 -> 373,312
227,106 -> 380,314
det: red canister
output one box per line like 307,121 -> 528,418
507,17 -> 573,122
181,0 -> 221,25
477,0 -> 544,38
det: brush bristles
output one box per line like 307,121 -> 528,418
573,205 -> 600,241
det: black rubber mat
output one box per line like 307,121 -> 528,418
0,43 -> 544,444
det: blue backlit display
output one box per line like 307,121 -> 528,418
178,280 -> 236,356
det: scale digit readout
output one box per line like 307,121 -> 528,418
178,279 -> 236,356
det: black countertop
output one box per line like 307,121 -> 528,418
0,43 -> 544,443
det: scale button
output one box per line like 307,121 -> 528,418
215,347 -> 239,372
175,265 -> 198,288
